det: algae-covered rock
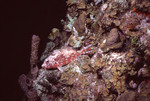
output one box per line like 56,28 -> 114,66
137,80 -> 150,101
64,73 -> 108,100
116,90 -> 137,101
73,12 -> 86,36
100,28 -> 124,52
68,35 -> 84,48
33,69 -> 63,100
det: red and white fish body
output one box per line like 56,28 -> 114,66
42,44 -> 92,71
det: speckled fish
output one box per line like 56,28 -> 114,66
42,44 -> 92,71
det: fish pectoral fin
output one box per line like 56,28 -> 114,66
57,66 -> 63,72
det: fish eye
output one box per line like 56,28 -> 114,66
46,60 -> 49,64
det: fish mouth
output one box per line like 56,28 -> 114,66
41,63 -> 46,68
42,66 -> 46,68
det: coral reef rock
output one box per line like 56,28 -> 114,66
19,0 -> 150,101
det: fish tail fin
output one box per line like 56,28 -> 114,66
81,44 -> 93,54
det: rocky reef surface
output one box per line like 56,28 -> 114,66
19,0 -> 150,101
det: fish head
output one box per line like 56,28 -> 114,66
42,58 -> 57,69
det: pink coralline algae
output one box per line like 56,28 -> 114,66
42,44 -> 92,71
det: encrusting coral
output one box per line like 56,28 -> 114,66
19,0 -> 150,101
